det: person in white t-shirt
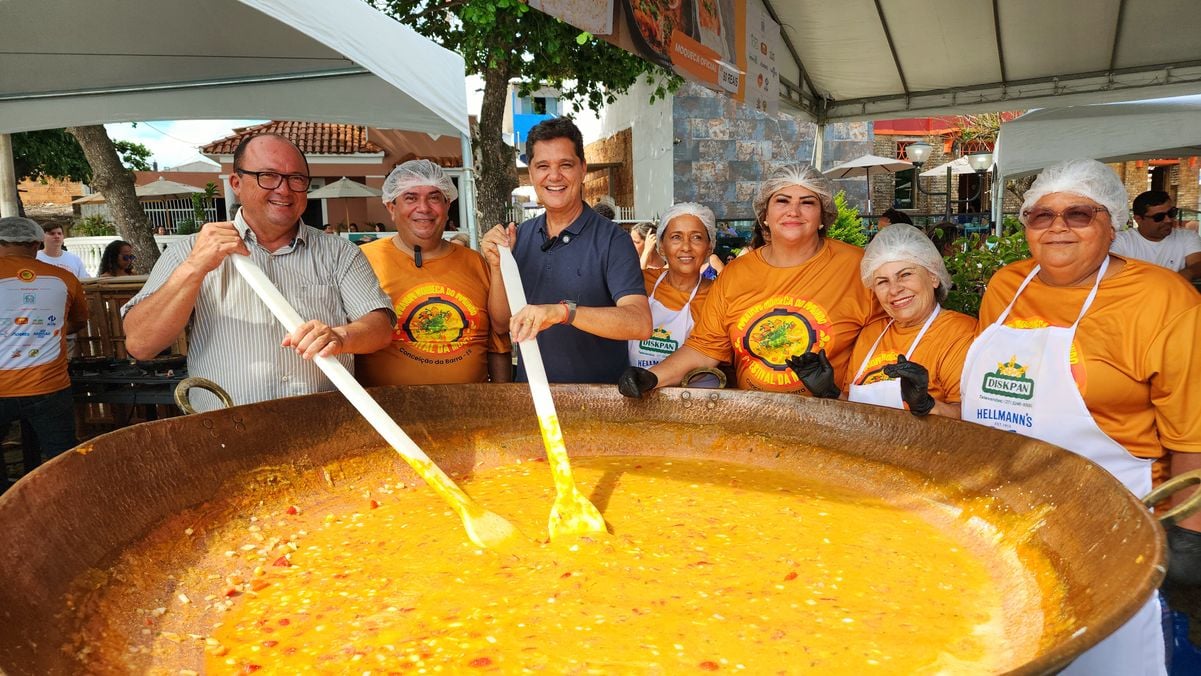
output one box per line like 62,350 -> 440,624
1111,190 -> 1201,280
35,224 -> 88,279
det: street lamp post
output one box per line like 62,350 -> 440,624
904,142 -> 994,227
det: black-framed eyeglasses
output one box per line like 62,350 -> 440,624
235,169 -> 311,192
1022,205 -> 1108,230
1143,207 -> 1179,223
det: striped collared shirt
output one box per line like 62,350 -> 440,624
123,213 -> 394,411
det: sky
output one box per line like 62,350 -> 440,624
104,76 -> 489,170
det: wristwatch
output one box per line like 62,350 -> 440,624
559,300 -> 578,325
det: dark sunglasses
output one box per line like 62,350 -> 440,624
1143,207 -> 1179,222
121,254 -> 136,261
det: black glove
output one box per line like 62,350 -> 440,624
1167,524 -> 1201,587
618,366 -> 658,399
785,350 -> 840,399
882,354 -> 936,416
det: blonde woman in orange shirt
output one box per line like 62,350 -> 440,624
619,164 -> 882,396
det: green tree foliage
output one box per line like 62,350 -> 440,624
941,217 -> 1030,317
373,0 -> 679,227
825,191 -> 868,247
12,129 -> 151,183
70,214 -> 116,236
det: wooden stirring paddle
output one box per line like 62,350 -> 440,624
498,246 -> 607,540
231,253 -> 520,550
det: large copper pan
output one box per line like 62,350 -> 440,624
0,384 -> 1171,674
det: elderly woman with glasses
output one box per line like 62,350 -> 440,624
961,159 -> 1201,675
620,164 -> 883,396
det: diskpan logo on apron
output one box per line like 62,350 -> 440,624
980,357 -> 1034,401
638,326 -> 678,358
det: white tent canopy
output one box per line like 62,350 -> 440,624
0,0 -> 468,137
765,0 -> 1201,123
994,95 -> 1201,178
0,0 -> 478,240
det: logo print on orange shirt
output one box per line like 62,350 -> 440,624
395,283 -> 480,358
855,350 -> 900,386
17,269 -> 36,282
735,297 -> 832,387
1002,316 -> 1087,395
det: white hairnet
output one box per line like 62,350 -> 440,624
1020,159 -> 1127,229
381,159 -> 459,205
860,224 -> 951,303
0,216 -> 44,243
752,164 -> 837,227
656,202 -> 716,253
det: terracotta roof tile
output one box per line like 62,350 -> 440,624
201,121 -> 384,155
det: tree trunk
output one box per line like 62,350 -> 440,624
476,60 -> 519,229
66,125 -> 159,272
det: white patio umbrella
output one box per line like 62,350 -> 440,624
919,156 -> 985,177
823,154 -> 913,214
135,177 -> 208,200
307,177 -> 383,228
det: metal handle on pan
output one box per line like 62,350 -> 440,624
679,367 -> 727,389
1142,469 -> 1201,526
174,377 -> 234,415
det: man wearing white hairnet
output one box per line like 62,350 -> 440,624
0,217 -> 88,485
356,160 -> 512,384
122,134 -> 394,411
962,159 -> 1201,675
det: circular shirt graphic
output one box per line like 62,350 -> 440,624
402,297 -> 467,348
17,269 -> 36,282
742,308 -> 817,371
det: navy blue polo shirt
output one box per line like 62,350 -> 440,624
512,204 -> 645,383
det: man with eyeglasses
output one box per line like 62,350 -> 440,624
122,133 -> 394,412
1111,190 -> 1201,281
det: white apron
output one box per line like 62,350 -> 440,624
628,272 -> 701,369
961,258 -> 1164,676
847,305 -> 940,409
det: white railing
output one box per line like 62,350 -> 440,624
65,235 -> 189,278
505,204 -> 639,224
80,198 -> 220,232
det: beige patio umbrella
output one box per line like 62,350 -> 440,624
135,177 -> 207,200
823,154 -> 913,214
307,177 -> 382,228
71,178 -> 207,203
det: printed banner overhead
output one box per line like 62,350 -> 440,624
529,0 -> 779,113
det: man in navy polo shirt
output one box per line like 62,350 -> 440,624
482,117 -> 651,383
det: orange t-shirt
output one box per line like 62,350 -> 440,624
355,240 -> 509,386
642,268 -> 712,325
977,256 -> 1201,460
686,240 -> 884,392
0,257 -> 87,397
846,309 -> 977,404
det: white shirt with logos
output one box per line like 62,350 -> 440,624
1110,227 -> 1201,272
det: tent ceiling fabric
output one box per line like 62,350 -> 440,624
995,95 -> 1201,177
766,0 -> 1201,122
0,0 -> 469,137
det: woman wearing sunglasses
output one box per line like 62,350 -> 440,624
97,239 -> 136,277
961,160 -> 1201,675
1110,189 -> 1201,280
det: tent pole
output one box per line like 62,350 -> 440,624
0,134 -> 19,217
459,133 -> 479,249
991,171 -> 1004,236
812,124 -> 825,171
